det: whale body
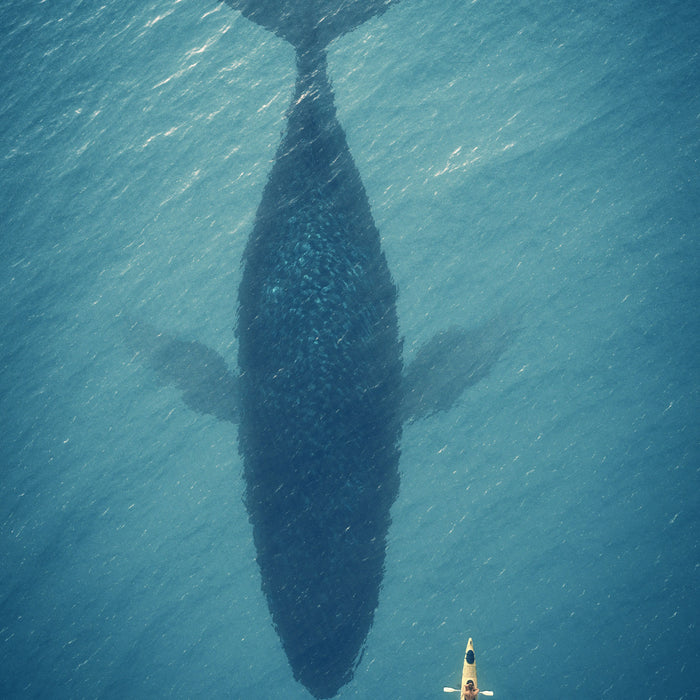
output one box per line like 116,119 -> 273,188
125,2 -> 514,696
228,1 -> 403,696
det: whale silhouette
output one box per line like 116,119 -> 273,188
124,1 -> 513,696
231,3 -> 403,697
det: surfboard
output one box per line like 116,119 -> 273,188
460,637 -> 477,699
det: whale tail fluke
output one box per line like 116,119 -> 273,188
220,0 -> 402,51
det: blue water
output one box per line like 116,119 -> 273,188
1,0 -> 698,698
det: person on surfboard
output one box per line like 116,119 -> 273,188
463,679 -> 479,699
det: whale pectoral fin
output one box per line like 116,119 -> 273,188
123,319 -> 239,424
400,318 -> 516,423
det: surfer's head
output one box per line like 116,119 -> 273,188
463,679 -> 479,698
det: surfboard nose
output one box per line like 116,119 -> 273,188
466,637 -> 475,664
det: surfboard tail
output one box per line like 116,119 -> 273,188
220,0 -> 402,51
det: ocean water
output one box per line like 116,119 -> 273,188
1,0 -> 698,698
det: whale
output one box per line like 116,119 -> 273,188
229,3 -> 404,696
231,3 -> 403,697
124,1 -> 514,696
